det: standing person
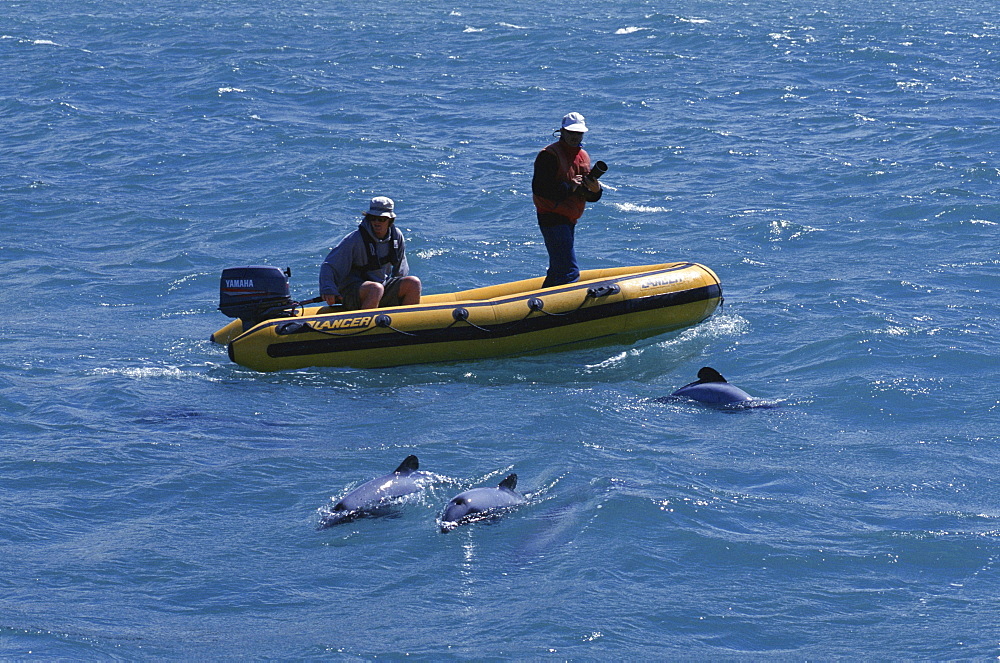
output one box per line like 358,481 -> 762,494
532,112 -> 604,288
319,196 -> 422,310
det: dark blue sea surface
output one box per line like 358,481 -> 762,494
3,0 -> 999,658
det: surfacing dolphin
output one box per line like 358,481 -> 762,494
318,455 -> 432,528
439,473 -> 526,532
664,367 -> 755,407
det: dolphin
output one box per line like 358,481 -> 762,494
318,455 -> 431,528
440,473 -> 527,532
665,366 -> 754,406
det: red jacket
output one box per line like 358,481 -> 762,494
532,140 -> 593,223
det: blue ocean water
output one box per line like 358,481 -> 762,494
3,0 -> 999,657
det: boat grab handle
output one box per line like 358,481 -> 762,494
587,284 -> 621,298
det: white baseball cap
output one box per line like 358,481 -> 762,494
366,196 -> 396,218
561,112 -> 588,133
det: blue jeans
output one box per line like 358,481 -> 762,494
539,222 -> 579,288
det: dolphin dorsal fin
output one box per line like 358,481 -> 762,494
499,473 -> 518,491
394,455 -> 419,474
697,367 -> 727,383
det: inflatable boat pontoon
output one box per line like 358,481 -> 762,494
211,262 -> 722,371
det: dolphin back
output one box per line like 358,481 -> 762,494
671,382 -> 752,405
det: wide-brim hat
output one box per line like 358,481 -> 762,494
366,196 -> 396,219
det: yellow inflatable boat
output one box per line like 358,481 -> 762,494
211,262 -> 722,372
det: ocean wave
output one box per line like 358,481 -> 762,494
612,202 -> 671,213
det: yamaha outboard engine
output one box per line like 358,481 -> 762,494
218,266 -> 294,327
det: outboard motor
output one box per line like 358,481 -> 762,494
218,266 -> 295,327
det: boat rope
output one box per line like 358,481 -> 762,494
525,297 -> 570,317
287,296 -> 326,317
276,310 -> 419,338
276,284 -> 623,338
373,314 -> 417,337
277,321 -> 376,338
524,284 -> 621,318
449,307 -> 493,333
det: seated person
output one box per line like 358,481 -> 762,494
319,196 -> 421,310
